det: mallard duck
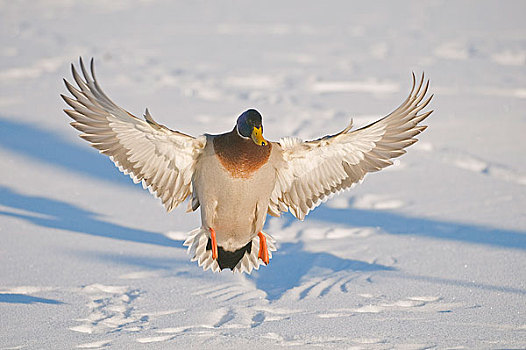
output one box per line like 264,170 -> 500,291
62,58 -> 433,273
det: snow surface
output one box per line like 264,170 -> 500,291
1,0 -> 525,348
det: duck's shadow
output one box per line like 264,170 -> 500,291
249,241 -> 394,300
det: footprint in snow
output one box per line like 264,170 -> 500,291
192,282 -> 266,303
70,284 -> 146,335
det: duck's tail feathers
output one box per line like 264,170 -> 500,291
183,227 -> 276,274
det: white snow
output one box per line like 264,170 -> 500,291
1,0 -> 525,348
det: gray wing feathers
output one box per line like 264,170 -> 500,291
269,73 -> 433,220
62,58 -> 205,212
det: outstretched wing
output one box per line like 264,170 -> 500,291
268,73 -> 433,220
61,58 -> 206,212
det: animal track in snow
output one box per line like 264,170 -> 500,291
189,281 -> 272,330
212,307 -> 238,328
283,272 -> 367,301
188,281 -> 307,332
70,284 -> 146,335
192,281 -> 266,303
251,312 -> 266,328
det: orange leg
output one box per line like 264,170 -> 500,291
258,232 -> 269,265
209,227 -> 218,260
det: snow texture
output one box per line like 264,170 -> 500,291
1,0 -> 525,348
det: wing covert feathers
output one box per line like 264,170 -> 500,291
269,73 -> 433,220
62,58 -> 206,212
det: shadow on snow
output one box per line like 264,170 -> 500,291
310,206 -> 526,251
251,241 -> 395,300
0,294 -> 63,305
0,185 -> 181,248
0,117 -> 135,187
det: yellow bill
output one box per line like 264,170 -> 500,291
251,126 -> 267,146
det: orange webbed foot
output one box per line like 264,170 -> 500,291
258,232 -> 269,265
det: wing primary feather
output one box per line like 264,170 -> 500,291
271,72 -> 433,220
63,58 -> 205,212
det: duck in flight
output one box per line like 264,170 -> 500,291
62,58 -> 433,273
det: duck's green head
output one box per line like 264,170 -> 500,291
236,109 -> 267,146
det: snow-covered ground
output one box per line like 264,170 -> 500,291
1,1 -> 525,348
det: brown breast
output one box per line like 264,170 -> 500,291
213,129 -> 272,179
